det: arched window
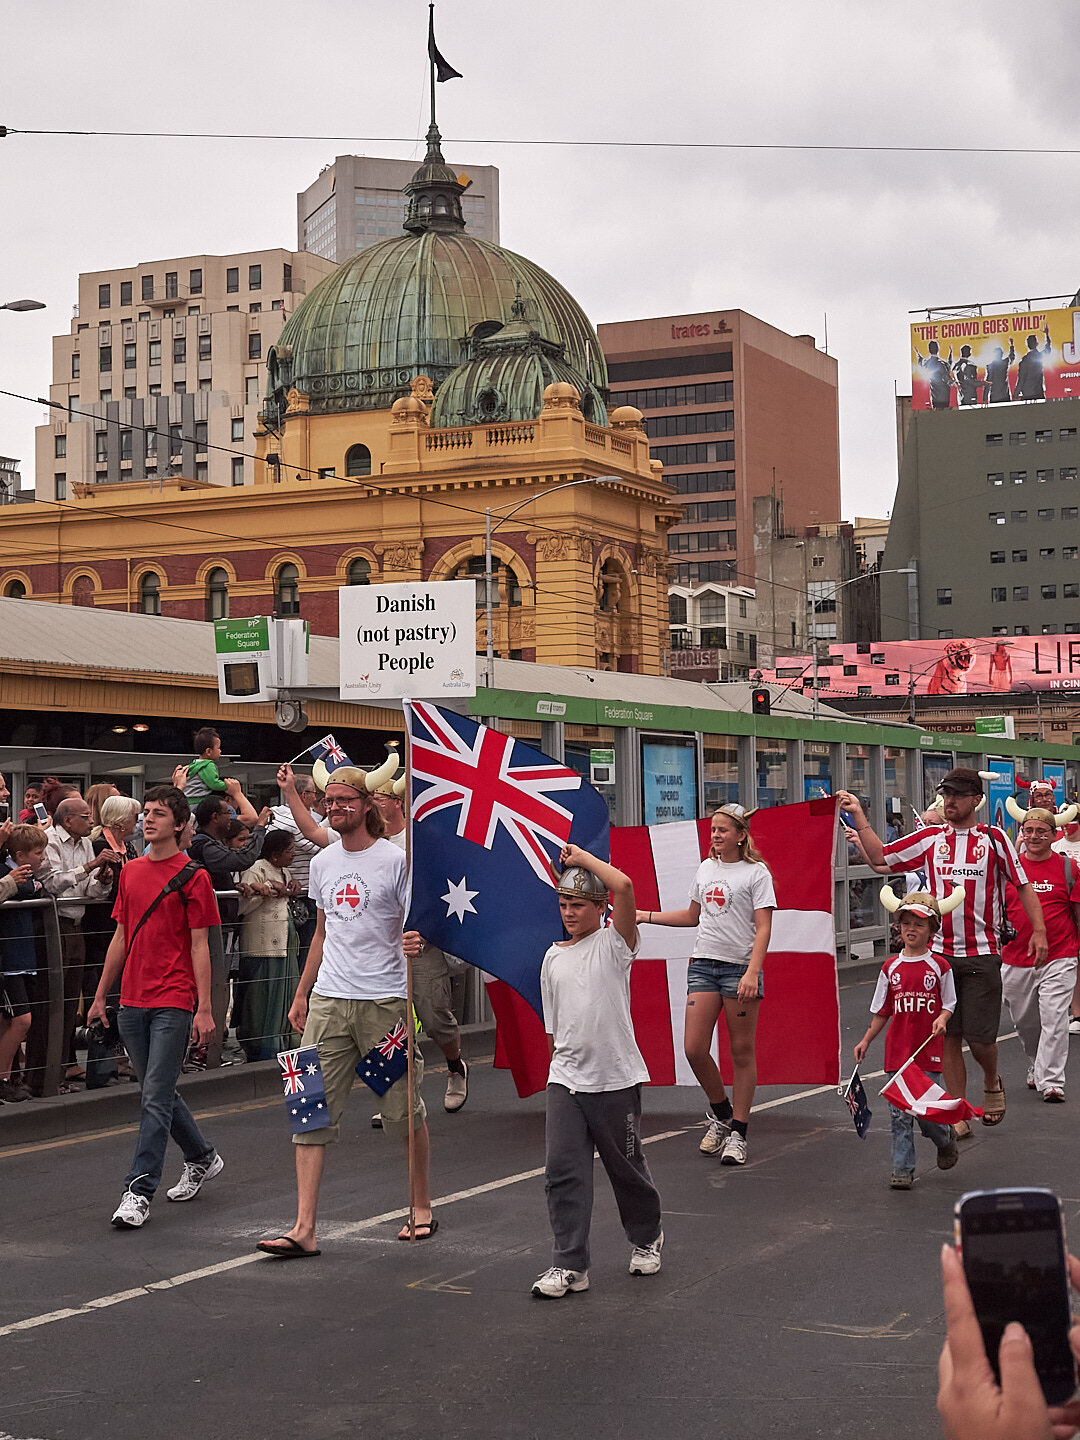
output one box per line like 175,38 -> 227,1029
449,555 -> 524,609
140,571 -> 161,616
275,562 -> 300,617
206,567 -> 229,621
347,557 -> 371,586
71,575 -> 95,608
345,444 -> 371,478
3,579 -> 26,600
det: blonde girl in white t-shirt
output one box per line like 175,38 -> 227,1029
636,805 -> 776,1167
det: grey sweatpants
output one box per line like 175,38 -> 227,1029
544,1082 -> 662,1271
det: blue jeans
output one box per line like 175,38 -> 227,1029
888,1068 -> 953,1176
117,1006 -> 214,1199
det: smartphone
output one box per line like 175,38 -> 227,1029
33,803 -> 48,824
0,803 -> 7,823
955,1187 -> 1076,1404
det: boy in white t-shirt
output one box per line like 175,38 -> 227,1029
531,844 -> 663,1300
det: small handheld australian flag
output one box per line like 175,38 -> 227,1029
356,1020 -> 410,1097
279,1045 -> 331,1135
844,1067 -> 873,1138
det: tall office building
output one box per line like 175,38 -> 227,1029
598,310 -> 841,591
297,154 -> 499,262
34,249 -> 336,499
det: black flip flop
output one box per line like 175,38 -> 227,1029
256,1236 -> 321,1259
397,1218 -> 439,1241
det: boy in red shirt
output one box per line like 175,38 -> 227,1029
854,895 -> 959,1190
1002,808 -> 1080,1103
88,785 -> 222,1229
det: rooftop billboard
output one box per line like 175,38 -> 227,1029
761,636 -> 1080,699
910,306 -> 1080,412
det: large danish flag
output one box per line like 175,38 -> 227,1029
407,700 -> 582,884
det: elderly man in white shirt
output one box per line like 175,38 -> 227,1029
42,796 -> 123,1088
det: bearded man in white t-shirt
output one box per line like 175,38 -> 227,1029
256,769 -> 432,1257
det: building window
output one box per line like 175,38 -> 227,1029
272,299 -> 284,311
1037,469 -> 1054,483
55,474 -> 66,499
124,342 -> 136,369
231,457 -> 245,486
936,588 -> 952,605
1066,547 -> 1079,560
119,430 -> 132,460
54,434 -> 66,459
987,473 -> 1004,486
165,271 -> 178,299
226,267 -> 239,293
206,567 -> 229,620
991,588 -> 1006,602
1013,586 -> 1029,600
1042,624 -> 1058,634
139,571 -> 161,615
992,626 -> 1008,635
1062,467 -> 1078,482
669,594 -> 688,625
1065,507 -> 1079,520
145,429 -> 157,458
345,443 -> 371,477
1038,508 -> 1054,521
986,433 -> 1003,447
938,629 -> 953,639
1011,471 -> 1027,485
99,283 -> 112,309
1065,583 -> 1080,598
1011,509 -> 1027,522
347,557 -> 371,586
70,353 -> 80,379
99,390 -> 112,402
199,334 -> 212,360
231,418 -> 244,441
249,264 -> 262,290
1014,625 -> 1030,635
1012,550 -> 1027,562
149,339 -> 161,367
1036,429 -> 1053,443
248,332 -> 261,360
989,512 -> 1005,524
173,336 -> 186,364
1043,585 -> 1058,599
1062,428 -> 1077,442
1010,431 -> 1027,445
990,550 -> 1005,563
189,268 -> 203,295
195,462 -> 208,482
120,280 -> 132,307
275,562 -> 300,616
195,421 -> 208,450
1067,624 -> 1080,633
245,375 -> 259,405
95,431 -> 108,462
249,302 -> 262,314
141,274 -> 154,300
99,345 -> 112,372
317,467 -> 335,478
1041,548 -> 1056,559
4,578 -> 26,598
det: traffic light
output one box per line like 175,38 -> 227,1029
751,687 -> 771,715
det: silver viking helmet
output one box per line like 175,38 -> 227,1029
552,863 -> 608,901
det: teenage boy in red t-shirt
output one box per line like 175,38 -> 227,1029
88,785 -> 222,1229
1002,808 -> 1080,1103
854,896 -> 959,1190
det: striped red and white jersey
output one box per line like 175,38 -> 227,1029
882,824 -> 1028,959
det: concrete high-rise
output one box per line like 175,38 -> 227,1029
597,311 -> 841,591
297,155 -> 499,263
34,250 -> 337,499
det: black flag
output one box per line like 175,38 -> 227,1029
428,8 -> 462,82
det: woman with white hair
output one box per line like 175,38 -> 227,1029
84,794 -> 141,1089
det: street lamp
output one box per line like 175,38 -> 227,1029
484,475 -> 619,677
1,299 -> 45,312
807,567 -> 916,718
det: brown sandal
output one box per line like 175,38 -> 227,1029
982,1078 -> 1006,1125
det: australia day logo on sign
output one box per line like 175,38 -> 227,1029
339,580 -> 477,701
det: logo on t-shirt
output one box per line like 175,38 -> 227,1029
330,874 -> 371,919
923,972 -> 937,990
703,884 -> 728,910
890,969 -> 903,986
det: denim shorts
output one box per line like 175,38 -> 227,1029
687,958 -> 764,999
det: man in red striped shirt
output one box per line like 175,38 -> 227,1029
837,769 -> 1047,1129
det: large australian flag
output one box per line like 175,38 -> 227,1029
404,702 -> 609,1015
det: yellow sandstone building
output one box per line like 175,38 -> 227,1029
3,125 -> 680,675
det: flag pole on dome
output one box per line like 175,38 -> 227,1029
427,2 -> 462,130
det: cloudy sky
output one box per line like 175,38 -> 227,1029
2,0 -> 1078,518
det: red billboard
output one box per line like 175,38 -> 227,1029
761,636 -> 1080,699
910,306 -> 1080,411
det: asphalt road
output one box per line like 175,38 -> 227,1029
2,975 -> 1077,1440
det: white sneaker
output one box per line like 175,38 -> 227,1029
444,1059 -> 469,1113
720,1131 -> 748,1166
166,1152 -> 224,1202
700,1110 -> 731,1155
1027,1064 -> 1037,1090
531,1266 -> 589,1298
629,1231 -> 664,1276
111,1189 -> 151,1229
1070,1017 -> 1080,1035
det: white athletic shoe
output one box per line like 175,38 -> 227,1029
531,1266 -> 589,1298
699,1111 -> 732,1155
629,1231 -> 664,1276
720,1132 -> 748,1166
444,1060 -> 469,1113
1070,1017 -> 1080,1036
166,1152 -> 224,1202
111,1189 -> 151,1229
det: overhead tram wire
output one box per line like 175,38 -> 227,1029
3,126 -> 1080,158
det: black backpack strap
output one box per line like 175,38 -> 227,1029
127,860 -> 201,949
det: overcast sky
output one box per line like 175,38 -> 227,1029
2,0 -> 1078,520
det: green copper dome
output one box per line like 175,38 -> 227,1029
265,128 -> 607,425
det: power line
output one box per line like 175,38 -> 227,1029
4,126 -> 1080,158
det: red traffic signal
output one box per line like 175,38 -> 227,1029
751,688 -> 771,715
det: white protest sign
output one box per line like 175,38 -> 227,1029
339,580 -> 477,700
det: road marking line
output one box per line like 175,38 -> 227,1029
0,1036 -> 1024,1339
